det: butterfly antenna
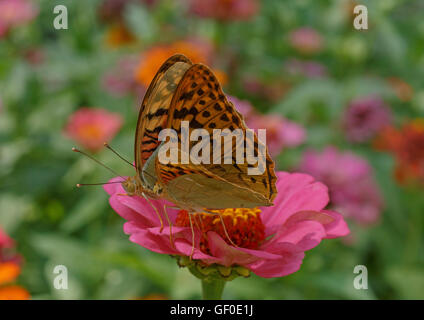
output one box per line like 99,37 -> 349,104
76,181 -> 124,188
72,147 -> 125,180
103,142 -> 135,168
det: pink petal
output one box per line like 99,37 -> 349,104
320,210 -> 350,238
204,232 -> 281,267
173,239 -> 217,261
103,176 -> 126,195
109,194 -> 152,227
115,195 -> 169,227
262,172 -> 330,235
248,253 -> 305,278
264,220 -> 327,252
127,227 -> 178,255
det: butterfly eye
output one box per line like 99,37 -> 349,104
122,178 -> 136,194
167,83 -> 177,90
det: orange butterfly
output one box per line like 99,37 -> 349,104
73,54 -> 277,255
121,54 -> 277,214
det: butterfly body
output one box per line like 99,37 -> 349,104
122,54 -> 277,214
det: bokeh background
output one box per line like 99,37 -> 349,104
1,0 -> 423,299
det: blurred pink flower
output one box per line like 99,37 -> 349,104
23,47 -> 45,65
0,228 -> 13,251
64,108 -> 123,152
0,226 -> 21,264
247,114 -> 306,156
242,76 -> 291,102
104,172 -> 349,278
189,0 -> 259,21
299,147 -> 383,225
343,95 -> 392,143
285,58 -> 327,78
0,0 -> 38,37
229,96 -> 306,156
102,55 -> 140,96
228,95 -> 254,117
289,27 -> 323,54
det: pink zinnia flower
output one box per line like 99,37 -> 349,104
343,95 -> 392,143
299,147 -> 383,225
64,108 -> 123,152
289,27 -> 323,55
0,0 -> 38,37
189,0 -> 259,21
228,96 -> 306,156
104,172 -> 349,278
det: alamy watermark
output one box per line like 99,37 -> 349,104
53,265 -> 68,290
353,265 -> 368,290
157,121 -> 267,175
53,5 -> 68,30
353,5 -> 368,30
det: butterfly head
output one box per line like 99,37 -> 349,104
121,176 -> 141,196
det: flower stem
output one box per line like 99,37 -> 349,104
201,279 -> 226,300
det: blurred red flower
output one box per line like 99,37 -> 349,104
387,77 -> 414,102
64,108 -> 123,152
189,0 -> 259,21
0,227 -> 29,300
374,119 -> 424,185
104,22 -> 136,48
98,0 -> 157,23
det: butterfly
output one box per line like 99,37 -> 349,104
121,54 -> 277,214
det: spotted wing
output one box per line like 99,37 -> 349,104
156,63 -> 277,205
134,54 -> 192,177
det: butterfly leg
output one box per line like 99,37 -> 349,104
188,213 -> 195,260
163,204 -> 179,249
204,210 -> 239,249
141,192 -> 164,232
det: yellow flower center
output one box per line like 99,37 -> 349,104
175,208 -> 265,255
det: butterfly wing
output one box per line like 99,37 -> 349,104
134,54 -> 193,179
156,63 -> 277,207
165,169 -> 274,210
